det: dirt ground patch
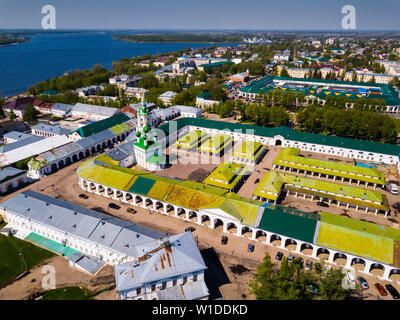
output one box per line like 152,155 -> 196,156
0,255 -> 115,300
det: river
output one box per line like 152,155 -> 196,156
0,32 -> 236,97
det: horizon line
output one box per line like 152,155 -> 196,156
1,28 -> 400,33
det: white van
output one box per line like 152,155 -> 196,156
391,183 -> 398,195
346,272 -> 356,285
346,272 -> 356,288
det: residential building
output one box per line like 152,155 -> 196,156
35,101 -> 54,114
125,87 -> 149,100
50,103 -> 73,118
172,105 -> 202,118
115,232 -> 208,300
3,131 -> 34,144
76,85 -> 102,97
153,56 -> 170,67
158,91 -> 177,106
31,124 -> 70,138
196,93 -> 219,108
3,97 -> 38,119
0,167 -> 30,194
230,71 -> 250,83
71,103 -> 121,121
286,68 -> 310,78
151,108 -> 180,125
344,71 -> 400,85
0,120 -> 28,136
273,51 -> 290,63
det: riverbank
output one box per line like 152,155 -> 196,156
0,38 -> 29,47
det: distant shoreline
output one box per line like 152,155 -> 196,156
114,38 -> 241,44
113,38 -> 242,43
0,38 -> 30,48
112,34 -> 243,44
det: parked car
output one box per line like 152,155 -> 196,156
346,272 -> 356,287
275,251 -> 283,261
221,236 -> 228,245
108,203 -> 120,210
79,194 -> 88,199
305,260 -> 313,271
385,284 -> 400,299
247,244 -> 255,252
288,254 -> 295,263
317,201 -> 329,208
391,183 -> 399,195
357,276 -> 369,289
375,283 -> 388,296
126,208 -> 136,214
185,227 -> 196,233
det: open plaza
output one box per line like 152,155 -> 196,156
3,102 -> 400,300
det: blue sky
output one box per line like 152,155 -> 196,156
0,0 -> 399,30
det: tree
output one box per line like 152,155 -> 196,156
138,73 -> 159,89
249,252 -> 354,300
23,104 -> 37,122
280,67 -> 289,77
351,71 -> 358,82
269,106 -> 290,126
93,63 -> 107,73
9,110 -> 17,120
319,268 -> 353,300
14,157 -> 34,170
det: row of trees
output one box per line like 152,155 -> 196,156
227,61 -> 266,77
249,253 -> 355,300
203,98 -> 291,127
296,105 -> 398,143
28,64 -> 111,95
263,90 -> 306,109
239,104 -> 290,127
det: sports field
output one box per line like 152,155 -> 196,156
0,234 -> 55,287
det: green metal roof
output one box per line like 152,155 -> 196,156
128,176 -> 156,196
258,205 -> 318,243
40,90 -> 60,95
158,118 -> 400,157
70,113 -> 130,138
199,61 -> 234,68
196,92 -> 212,99
240,76 -> 400,106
